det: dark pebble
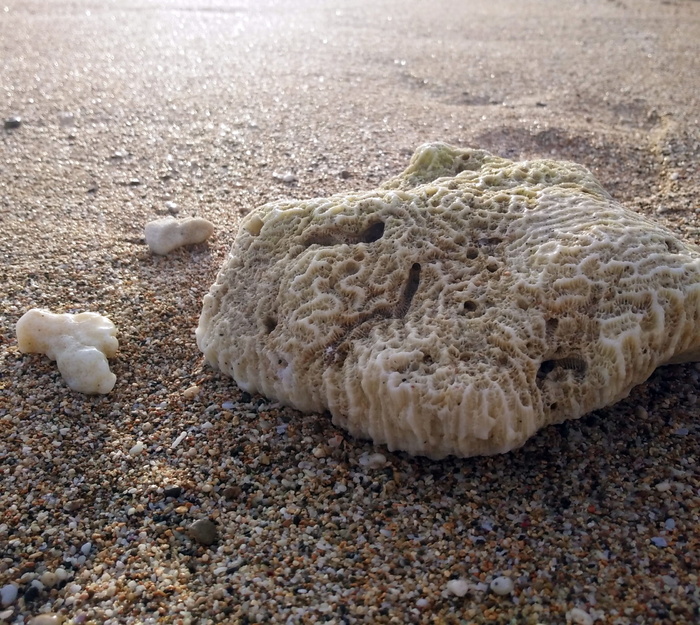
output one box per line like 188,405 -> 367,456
163,485 -> 183,498
223,485 -> 241,500
24,585 -> 40,601
189,519 -> 218,546
4,116 -> 22,129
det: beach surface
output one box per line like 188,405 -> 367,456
1,0 -> 699,623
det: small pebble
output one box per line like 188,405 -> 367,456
80,542 -> 92,556
4,116 -> 22,129
359,452 -> 388,469
223,485 -> 241,500
171,431 -> 188,448
189,519 -> 218,546
29,614 -> 64,625
490,576 -> 514,596
24,586 -> 39,601
661,574 -> 678,588
129,441 -> 145,456
183,385 -> 201,399
54,568 -> 68,582
567,607 -> 593,625
446,579 -> 469,597
165,200 -> 179,214
273,171 -> 296,183
664,518 -> 676,530
39,572 -> 58,588
1,584 -> 18,607
651,536 -> 668,547
64,500 -> 83,513
163,485 -> 183,498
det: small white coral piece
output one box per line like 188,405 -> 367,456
445,579 -> 469,597
145,216 -> 215,255
489,576 -> 514,596
567,608 -> 594,625
197,142 -> 700,459
16,309 -> 119,394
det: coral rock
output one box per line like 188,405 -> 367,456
17,309 -> 119,395
145,216 -> 214,255
197,142 -> 700,458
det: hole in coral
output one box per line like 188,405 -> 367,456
545,318 -> 559,334
664,238 -> 679,253
466,247 -> 479,260
478,236 -> 503,247
463,300 -> 478,313
537,360 -> 557,380
263,316 -> 278,334
304,220 -> 385,247
537,356 -> 587,383
395,263 -> 421,318
549,402 -> 558,411
358,221 -> 385,243
556,357 -> 588,373
486,262 -> 499,273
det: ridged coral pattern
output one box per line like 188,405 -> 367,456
197,143 -> 700,458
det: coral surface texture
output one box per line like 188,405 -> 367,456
197,143 -> 700,458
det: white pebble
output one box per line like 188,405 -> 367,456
490,576 -> 514,596
446,578 -> 469,597
183,385 -> 201,399
359,452 -> 388,469
567,607 -> 593,625
129,442 -> 145,456
0,584 -> 18,607
273,171 -> 297,183
80,542 -> 92,556
171,431 -> 188,449
29,615 -> 64,625
40,571 -> 58,588
54,567 -> 68,581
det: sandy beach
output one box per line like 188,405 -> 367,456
1,0 -> 699,623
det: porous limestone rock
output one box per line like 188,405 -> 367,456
145,216 -> 214,255
16,309 -> 119,394
197,142 -> 700,459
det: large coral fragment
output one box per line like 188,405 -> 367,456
197,143 -> 700,458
